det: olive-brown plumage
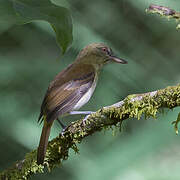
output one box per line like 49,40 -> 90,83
37,43 -> 127,165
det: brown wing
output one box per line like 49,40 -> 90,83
38,63 -> 96,123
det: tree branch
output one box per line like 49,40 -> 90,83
146,4 -> 180,29
1,84 -> 180,179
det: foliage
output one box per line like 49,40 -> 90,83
0,0 -> 72,53
1,0 -> 180,180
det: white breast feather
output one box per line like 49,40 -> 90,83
73,75 -> 97,110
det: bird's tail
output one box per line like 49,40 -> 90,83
37,118 -> 52,165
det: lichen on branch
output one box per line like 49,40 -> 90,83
1,84 -> 180,180
146,4 -> 180,29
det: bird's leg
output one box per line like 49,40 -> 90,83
69,111 -> 95,126
56,118 -> 66,129
59,111 -> 95,135
69,111 -> 94,115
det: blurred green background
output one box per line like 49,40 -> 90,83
1,0 -> 180,179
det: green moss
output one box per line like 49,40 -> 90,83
101,85 -> 180,131
1,85 -> 180,179
146,6 -> 180,29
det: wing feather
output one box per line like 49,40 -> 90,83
38,63 -> 96,123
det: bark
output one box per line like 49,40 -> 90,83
147,4 -> 180,29
0,84 -> 180,179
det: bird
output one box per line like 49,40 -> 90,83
37,43 -> 128,165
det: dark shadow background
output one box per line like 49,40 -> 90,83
1,0 -> 180,179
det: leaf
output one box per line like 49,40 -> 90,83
0,0 -> 72,54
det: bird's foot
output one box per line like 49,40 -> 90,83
60,127 -> 67,137
58,111 -> 95,135
82,112 -> 95,126
82,115 -> 89,126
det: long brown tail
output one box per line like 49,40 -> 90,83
37,120 -> 52,165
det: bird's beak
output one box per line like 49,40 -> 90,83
110,56 -> 128,64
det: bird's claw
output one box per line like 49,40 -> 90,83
82,114 -> 91,126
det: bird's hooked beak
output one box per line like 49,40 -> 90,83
110,55 -> 128,64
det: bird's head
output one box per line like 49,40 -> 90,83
76,43 -> 128,67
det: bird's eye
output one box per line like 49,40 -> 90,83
101,47 -> 111,55
102,47 -> 108,52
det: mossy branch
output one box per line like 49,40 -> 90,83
146,4 -> 180,29
1,84 -> 180,179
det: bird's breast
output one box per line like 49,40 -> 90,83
73,74 -> 98,110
